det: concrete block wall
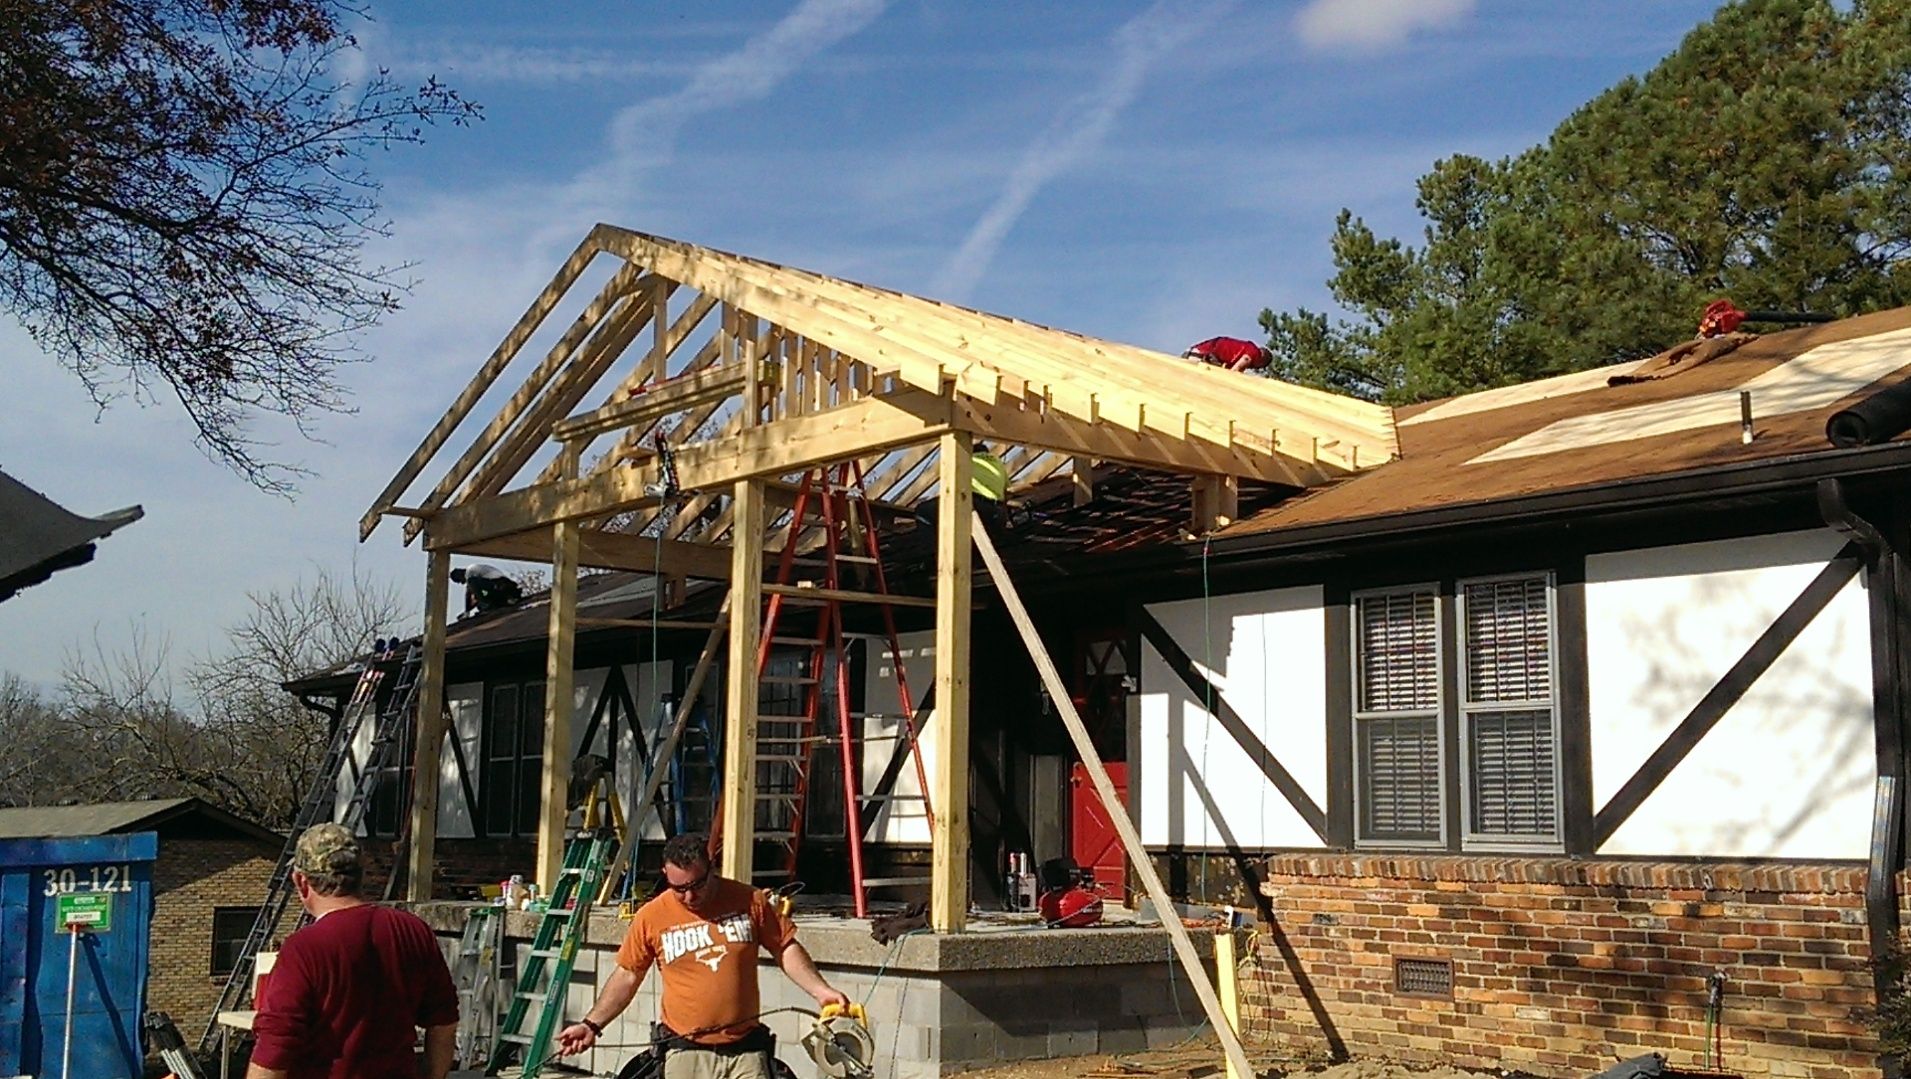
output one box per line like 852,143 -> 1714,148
419,905 -> 1210,1079
149,837 -> 279,1032
1247,855 -> 1884,1079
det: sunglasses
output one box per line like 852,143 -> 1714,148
667,871 -> 710,895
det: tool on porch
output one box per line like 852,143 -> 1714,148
1031,856 -> 1105,928
801,1003 -> 874,1079
709,460 -> 935,916
142,1011 -> 208,1079
198,639 -> 424,1054
485,818 -> 621,1077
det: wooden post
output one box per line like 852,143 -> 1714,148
1216,930 -> 1244,1079
404,549 -> 450,901
932,432 -> 974,932
1071,456 -> 1095,507
973,515 -> 1256,1079
720,479 -> 765,882
536,449 -> 583,895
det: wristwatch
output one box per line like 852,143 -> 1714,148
579,1017 -> 605,1038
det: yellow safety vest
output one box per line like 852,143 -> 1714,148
972,452 -> 1008,502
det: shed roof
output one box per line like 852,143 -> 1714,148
0,797 -> 280,845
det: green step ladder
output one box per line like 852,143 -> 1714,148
485,828 -> 620,1077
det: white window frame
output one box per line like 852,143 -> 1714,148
1351,583 -> 1447,850
1456,572 -> 1565,853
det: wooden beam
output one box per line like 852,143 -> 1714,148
404,550 -> 450,901
931,431 -> 973,933
1216,930 -> 1245,1079
456,526 -> 734,579
426,393 -> 954,550
535,451 -> 583,895
1191,475 -> 1240,533
360,236 -> 613,540
720,479 -> 765,881
396,267 -> 652,544
763,583 -> 937,609
955,397 -> 1305,486
973,514 -> 1253,1079
597,594 -> 731,902
553,361 -> 763,443
1070,457 -> 1095,506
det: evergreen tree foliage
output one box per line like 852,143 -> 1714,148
1262,0 -> 1911,403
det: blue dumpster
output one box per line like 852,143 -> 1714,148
0,832 -> 157,1079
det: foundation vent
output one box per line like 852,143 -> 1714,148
1393,956 -> 1453,998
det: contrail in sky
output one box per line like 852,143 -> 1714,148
932,0 -> 1235,302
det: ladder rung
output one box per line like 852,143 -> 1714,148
500,1032 -> 535,1044
863,793 -> 925,802
761,675 -> 819,685
763,583 -> 936,608
530,948 -> 562,958
756,831 -> 797,840
515,990 -> 549,1001
861,876 -> 933,887
770,637 -> 823,646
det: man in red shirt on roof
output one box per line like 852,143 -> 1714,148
1183,336 -> 1272,372
247,823 -> 459,1079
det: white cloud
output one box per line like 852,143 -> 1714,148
931,0 -> 1233,302
1294,0 -> 1476,52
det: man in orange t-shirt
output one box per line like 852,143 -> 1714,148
554,833 -> 849,1079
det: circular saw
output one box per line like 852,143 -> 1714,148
802,1003 -> 874,1079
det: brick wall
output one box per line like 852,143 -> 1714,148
149,838 -> 279,1033
1244,855 -> 1885,1079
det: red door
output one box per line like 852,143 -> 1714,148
1070,762 -> 1127,902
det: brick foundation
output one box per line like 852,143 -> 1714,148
1246,855 -> 1889,1078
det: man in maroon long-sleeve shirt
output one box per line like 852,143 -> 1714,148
248,823 -> 459,1079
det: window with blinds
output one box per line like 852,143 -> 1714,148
1460,575 -> 1559,844
1353,588 -> 1442,844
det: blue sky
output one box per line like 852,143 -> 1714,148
0,0 -> 1723,691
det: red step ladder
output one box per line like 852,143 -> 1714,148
712,461 -> 934,916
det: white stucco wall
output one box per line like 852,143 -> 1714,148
1137,585 -> 1329,850
863,631 -> 937,845
1585,529 -> 1873,858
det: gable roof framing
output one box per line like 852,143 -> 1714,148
362,225 -> 1396,568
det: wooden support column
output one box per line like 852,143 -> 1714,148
535,450 -> 583,894
404,549 -> 450,901
932,432 -> 974,932
720,479 -> 765,881
973,514 -> 1255,1079
1191,474 -> 1240,532
1071,456 -> 1096,507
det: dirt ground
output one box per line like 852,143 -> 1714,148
954,1037 -> 1493,1079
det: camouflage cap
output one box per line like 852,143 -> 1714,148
293,822 -> 361,875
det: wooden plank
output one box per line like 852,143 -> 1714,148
763,583 -> 937,609
557,293 -> 723,484
1071,456 -> 1096,506
596,594 -> 731,902
404,549 -> 450,901
455,527 -> 734,579
954,397 -> 1304,486
720,479 -> 765,882
552,362 -> 760,442
1216,931 -> 1244,1079
402,275 -> 664,543
535,452 -> 583,895
973,515 -> 1253,1079
360,236 -> 612,540
931,431 -> 973,933
426,392 -> 955,550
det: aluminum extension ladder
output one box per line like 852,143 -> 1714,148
196,640 -> 425,1053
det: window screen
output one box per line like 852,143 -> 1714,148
1461,576 -> 1559,842
1354,589 -> 1441,843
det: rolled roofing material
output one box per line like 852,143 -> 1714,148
1826,377 -> 1911,447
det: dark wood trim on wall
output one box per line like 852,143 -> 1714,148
1439,580 -> 1462,852
1591,542 -> 1864,847
1323,582 -> 1354,849
1135,609 -> 1329,842
1554,557 -> 1594,856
